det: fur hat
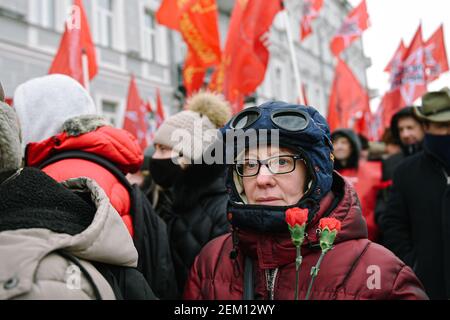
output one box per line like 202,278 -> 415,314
13,74 -> 97,149
153,91 -> 231,163
0,101 -> 22,175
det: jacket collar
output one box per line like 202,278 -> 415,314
237,173 -> 368,269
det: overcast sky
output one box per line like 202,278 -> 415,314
347,0 -> 450,110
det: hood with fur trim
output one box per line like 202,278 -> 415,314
0,102 -> 22,181
13,74 -> 97,149
25,115 -> 143,174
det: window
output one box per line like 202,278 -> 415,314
142,9 -> 156,60
37,0 -> 56,29
96,0 -> 114,47
101,100 -> 118,127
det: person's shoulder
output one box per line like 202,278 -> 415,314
363,241 -> 405,264
382,153 -> 404,167
393,151 -> 424,178
349,240 -> 408,281
202,233 -> 232,253
194,233 -> 232,264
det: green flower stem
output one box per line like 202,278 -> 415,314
305,250 -> 329,300
288,224 -> 305,300
295,245 -> 302,300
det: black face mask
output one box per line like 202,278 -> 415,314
148,158 -> 183,189
424,134 -> 450,168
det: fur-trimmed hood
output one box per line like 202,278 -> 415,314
62,115 -> 110,137
0,102 -> 22,178
13,74 -> 98,149
25,115 -> 144,174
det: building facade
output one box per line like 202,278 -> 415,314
0,0 -> 370,126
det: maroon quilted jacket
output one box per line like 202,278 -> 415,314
184,174 -> 428,300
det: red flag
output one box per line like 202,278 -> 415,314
384,40 -> 406,73
382,25 -> 427,122
210,0 -> 282,113
155,88 -> 166,128
379,89 -> 402,129
156,0 -> 181,31
380,25 -> 427,125
157,1 -> 221,96
123,76 -> 149,151
49,0 -> 98,86
300,0 -> 324,41
183,50 -> 207,97
397,24 -> 427,106
424,24 -> 449,82
330,0 -> 369,56
146,100 -> 153,113
327,58 -> 370,134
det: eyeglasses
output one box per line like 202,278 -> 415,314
235,155 -> 303,177
229,107 -> 310,132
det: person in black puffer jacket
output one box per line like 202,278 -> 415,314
148,91 -> 231,298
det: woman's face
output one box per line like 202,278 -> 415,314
241,146 -> 307,206
332,136 -> 352,161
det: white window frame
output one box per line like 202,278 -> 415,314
139,0 -> 169,65
29,0 -> 57,29
28,0 -> 71,52
30,0 -> 71,31
141,7 -> 157,61
94,0 -> 114,47
92,0 -> 125,51
96,94 -> 125,128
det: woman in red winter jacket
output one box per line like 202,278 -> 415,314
183,101 -> 428,300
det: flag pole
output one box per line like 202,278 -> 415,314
281,1 -> 305,105
81,48 -> 90,94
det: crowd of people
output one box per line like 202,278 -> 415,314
1,74 -> 450,300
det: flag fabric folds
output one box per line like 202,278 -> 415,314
157,0 -> 222,96
155,0 -> 180,31
49,0 -> 98,86
209,0 -> 282,113
330,0 -> 369,57
300,0 -> 324,41
123,76 -> 149,151
155,88 -> 166,129
424,24 -> 449,82
384,40 -> 406,74
327,58 -> 370,135
380,25 -> 431,128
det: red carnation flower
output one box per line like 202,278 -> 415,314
319,218 -> 341,232
285,207 -> 308,227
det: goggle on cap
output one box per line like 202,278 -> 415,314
220,101 -> 334,205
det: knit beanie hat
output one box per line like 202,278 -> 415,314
0,101 -> 22,176
13,74 -> 97,149
153,91 -> 231,163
